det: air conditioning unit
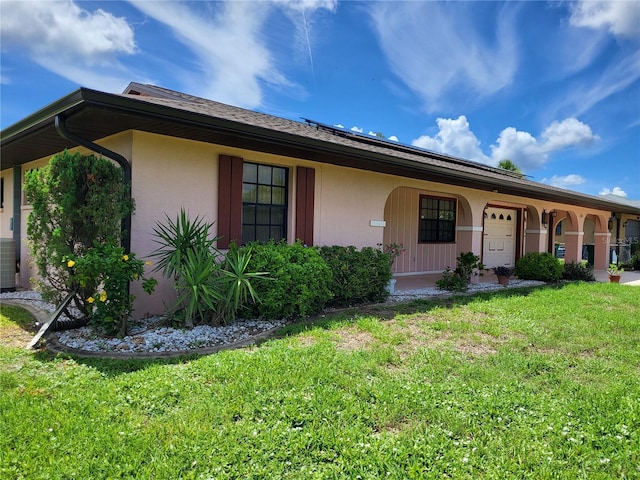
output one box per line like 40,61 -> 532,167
0,238 -> 16,292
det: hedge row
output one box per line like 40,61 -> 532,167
238,242 -> 393,320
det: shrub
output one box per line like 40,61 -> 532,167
240,241 -> 332,320
436,252 -> 484,292
24,150 -> 132,319
318,245 -> 392,307
515,252 -> 563,282
68,240 -> 156,335
435,267 -> 469,292
562,261 -> 596,282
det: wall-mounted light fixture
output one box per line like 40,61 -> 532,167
541,209 -> 549,226
608,214 -> 615,230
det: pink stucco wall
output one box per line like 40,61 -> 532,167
0,130 -> 618,317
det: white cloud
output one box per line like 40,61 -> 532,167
539,118 -> 599,152
351,126 -> 363,133
369,2 -> 519,112
388,135 -> 399,142
129,1 -> 280,107
570,1 -> 640,39
413,116 -> 489,163
129,0 -> 335,109
0,0 -> 137,90
412,116 -> 599,171
599,187 -> 628,198
490,127 -> 543,169
542,174 -> 586,188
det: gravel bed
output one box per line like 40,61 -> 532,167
1,279 -> 544,354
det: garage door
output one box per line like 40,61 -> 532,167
483,208 -> 517,268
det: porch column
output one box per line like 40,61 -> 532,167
593,232 -> 611,269
564,231 -> 584,264
524,228 -> 547,254
456,226 -> 483,256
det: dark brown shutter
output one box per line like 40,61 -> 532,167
218,155 -> 243,248
295,166 -> 315,245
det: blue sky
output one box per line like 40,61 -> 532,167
2,0 -> 639,199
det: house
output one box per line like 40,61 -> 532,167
2,83 -> 639,315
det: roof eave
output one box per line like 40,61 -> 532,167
1,89 -> 638,216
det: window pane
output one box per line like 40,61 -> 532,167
242,184 -> 257,203
258,165 -> 271,184
272,168 -> 286,187
242,225 -> 254,242
272,186 -> 285,205
257,185 -> 272,203
243,163 -> 257,183
271,226 -> 284,241
256,226 -> 270,242
271,207 -> 285,225
243,205 -> 255,224
256,206 -> 270,224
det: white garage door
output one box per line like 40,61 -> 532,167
483,208 -> 517,268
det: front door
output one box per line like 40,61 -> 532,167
483,207 -> 517,268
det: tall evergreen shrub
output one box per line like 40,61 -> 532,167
24,151 -> 132,318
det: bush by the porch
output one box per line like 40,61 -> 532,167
238,241 -> 333,320
318,245 -> 392,307
515,252 -> 563,282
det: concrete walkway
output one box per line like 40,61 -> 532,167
394,269 -> 640,292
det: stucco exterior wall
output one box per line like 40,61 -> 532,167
0,128 -> 625,317
0,168 -> 14,238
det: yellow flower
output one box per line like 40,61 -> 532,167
87,296 -> 95,304
99,291 -> 107,302
122,255 -> 129,261
67,260 -> 76,268
145,261 -> 153,266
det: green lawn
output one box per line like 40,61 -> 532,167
1,282 -> 639,479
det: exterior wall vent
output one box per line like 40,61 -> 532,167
0,238 -> 16,292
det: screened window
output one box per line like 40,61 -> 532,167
242,162 -> 288,243
419,196 -> 456,243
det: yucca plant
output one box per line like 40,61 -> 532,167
151,209 -> 223,327
150,208 -> 221,280
174,245 -> 224,327
218,249 -> 269,323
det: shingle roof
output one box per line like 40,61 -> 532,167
121,83 -> 636,211
2,81 -> 638,215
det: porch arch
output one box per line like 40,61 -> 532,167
383,186 -> 476,274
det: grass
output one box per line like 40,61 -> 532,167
1,282 -> 639,479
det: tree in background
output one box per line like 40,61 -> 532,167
497,159 -> 523,176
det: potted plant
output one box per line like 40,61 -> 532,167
456,252 -> 485,284
379,242 -> 405,293
493,266 -> 514,286
607,263 -> 624,283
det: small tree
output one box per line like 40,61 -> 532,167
497,159 -> 523,176
24,150 -> 133,320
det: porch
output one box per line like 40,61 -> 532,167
393,269 -> 640,292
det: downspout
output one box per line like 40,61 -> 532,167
54,114 -> 132,254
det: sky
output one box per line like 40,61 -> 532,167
1,0 -> 639,200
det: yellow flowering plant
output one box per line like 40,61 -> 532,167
66,240 -> 156,336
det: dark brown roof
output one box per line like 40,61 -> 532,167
2,82 -> 639,215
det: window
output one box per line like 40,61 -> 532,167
419,196 -> 456,243
242,162 -> 288,243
